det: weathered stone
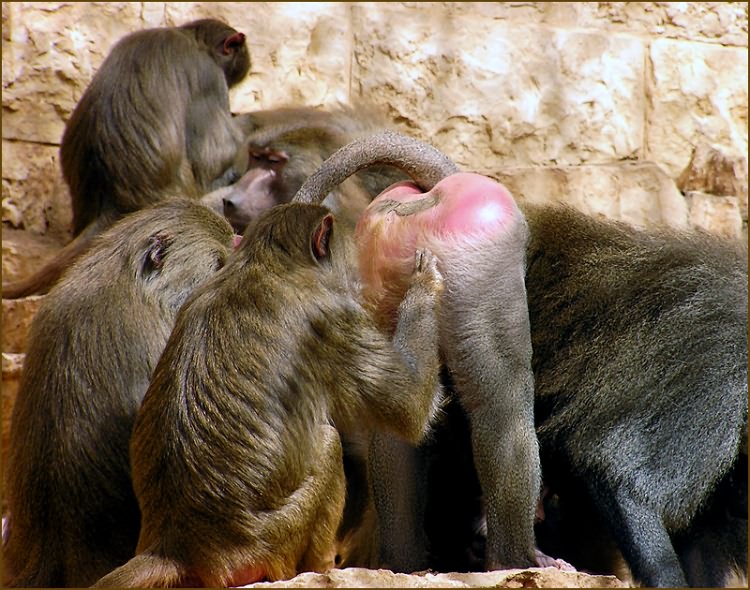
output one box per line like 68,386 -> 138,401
241,566 -> 628,588
581,2 -> 748,46
2,140 -> 71,237
352,7 -> 646,171
677,142 -> 749,220
2,352 -> 24,494
2,3 -> 747,238
685,191 -> 744,241
164,2 -> 353,113
2,226 -> 66,284
490,161 -> 689,229
389,2 -> 748,46
2,2 -> 147,145
647,39 -> 748,179
2,295 -> 44,354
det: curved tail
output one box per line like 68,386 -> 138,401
292,130 -> 460,206
2,218 -> 107,299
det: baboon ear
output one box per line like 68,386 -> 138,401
311,214 -> 334,261
142,232 -> 170,275
223,32 -> 245,54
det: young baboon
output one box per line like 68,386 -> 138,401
219,124 -> 372,233
93,203 -> 445,587
208,103 -> 408,234
2,18 -> 249,299
3,199 -> 236,588
292,132 -> 542,573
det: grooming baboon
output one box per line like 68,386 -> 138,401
2,18 -> 249,299
3,199 -> 236,588
93,203 -> 444,587
292,132 -> 542,573
208,104 -> 407,234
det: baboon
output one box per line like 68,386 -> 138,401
292,132 -> 542,573
3,199 -> 236,587
93,203 -> 444,587
206,103 -> 407,234
359,173 -> 748,587
525,204 -> 748,587
2,18 -> 249,299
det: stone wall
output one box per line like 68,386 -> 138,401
2,1 -> 748,245
1,4 -> 747,584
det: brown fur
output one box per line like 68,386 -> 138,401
3,199 -> 235,587
2,19 -> 249,299
94,203 -> 444,587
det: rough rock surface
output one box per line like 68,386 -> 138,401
2,3 -> 747,222
678,142 -> 749,219
3,3 -> 746,287
240,567 -> 628,589
685,191 -> 744,240
493,161 -> 690,230
2,352 -> 24,504
2,295 -> 43,354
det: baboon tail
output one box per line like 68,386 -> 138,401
92,553 -> 185,588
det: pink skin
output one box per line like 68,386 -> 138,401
355,172 -> 521,321
534,548 -> 577,572
223,168 -> 279,233
368,174 -> 517,239
224,564 -> 266,587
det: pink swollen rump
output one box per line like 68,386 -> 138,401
355,172 -> 521,321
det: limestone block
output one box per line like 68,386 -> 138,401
2,352 -> 24,484
677,142 -> 749,220
352,6 -> 645,170
165,3 -> 353,112
2,2 -> 147,145
646,39 -> 748,179
387,2 -> 748,46
240,566 -> 627,588
2,296 -> 44,354
2,140 -> 71,238
490,161 -> 689,230
581,2 -> 748,46
685,191 -> 744,241
1,227 -> 66,284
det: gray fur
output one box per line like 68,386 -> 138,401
527,204 -> 748,587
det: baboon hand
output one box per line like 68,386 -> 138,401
413,248 -> 444,296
